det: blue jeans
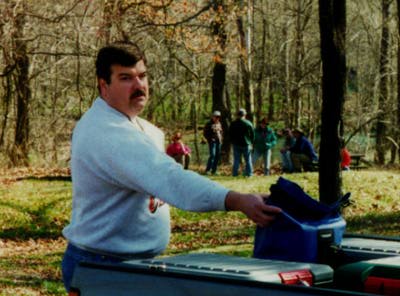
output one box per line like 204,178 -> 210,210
61,243 -> 125,292
252,149 -> 271,175
62,243 -> 154,292
281,151 -> 294,173
232,145 -> 253,176
206,141 -> 221,173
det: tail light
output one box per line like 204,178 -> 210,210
278,269 -> 313,286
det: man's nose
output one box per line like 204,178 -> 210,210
132,76 -> 145,89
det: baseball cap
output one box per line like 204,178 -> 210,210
237,108 -> 247,116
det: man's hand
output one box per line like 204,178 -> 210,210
225,191 -> 281,227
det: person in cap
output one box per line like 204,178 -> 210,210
61,42 -> 282,292
229,108 -> 255,176
290,128 -> 318,172
166,132 -> 191,169
252,117 -> 277,176
203,110 -> 223,175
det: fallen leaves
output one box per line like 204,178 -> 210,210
0,167 -> 70,186
0,237 -> 66,257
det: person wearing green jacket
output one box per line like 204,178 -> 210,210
229,108 -> 255,176
252,118 -> 277,176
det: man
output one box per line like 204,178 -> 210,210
203,110 -> 223,175
61,42 -> 281,292
290,128 -> 318,172
252,117 -> 277,176
229,108 -> 255,176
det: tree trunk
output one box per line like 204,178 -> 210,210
10,1 -> 31,166
192,84 -> 201,164
283,1 -> 291,127
236,4 -> 254,123
0,69 -> 12,148
211,0 -> 231,163
292,0 -> 303,129
376,0 -> 390,165
101,0 -> 116,44
254,0 -> 268,120
318,0 -> 346,204
398,0 -> 400,163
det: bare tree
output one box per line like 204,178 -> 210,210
211,0 -> 231,162
397,0 -> 400,163
236,0 -> 255,123
0,1 -> 13,148
318,0 -> 346,204
10,1 -> 31,166
376,0 -> 391,165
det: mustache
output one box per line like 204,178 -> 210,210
130,90 -> 146,99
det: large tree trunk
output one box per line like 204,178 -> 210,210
376,0 -> 390,165
318,0 -> 346,204
211,0 -> 231,163
10,1 -> 31,166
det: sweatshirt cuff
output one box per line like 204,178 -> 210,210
212,186 -> 230,211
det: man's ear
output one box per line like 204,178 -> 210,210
98,78 -> 108,95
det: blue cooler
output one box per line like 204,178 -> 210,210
253,177 -> 348,263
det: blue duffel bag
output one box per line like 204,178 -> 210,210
253,177 -> 350,263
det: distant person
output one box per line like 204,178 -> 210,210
290,128 -> 318,172
252,118 -> 277,176
340,139 -> 351,171
166,132 -> 191,170
203,110 -> 223,175
280,128 -> 295,173
229,108 -> 255,177
61,43 -> 281,292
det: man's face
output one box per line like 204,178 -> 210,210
212,116 -> 220,122
99,60 -> 149,118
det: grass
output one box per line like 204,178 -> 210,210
0,168 -> 399,295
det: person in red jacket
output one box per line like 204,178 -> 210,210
340,139 -> 351,170
166,132 -> 192,169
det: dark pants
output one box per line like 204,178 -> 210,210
232,145 -> 253,176
62,243 -> 155,292
206,141 -> 221,173
61,243 -> 125,292
291,153 -> 313,172
172,154 -> 191,170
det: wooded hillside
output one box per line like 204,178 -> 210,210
0,0 -> 399,168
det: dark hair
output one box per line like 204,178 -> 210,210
259,117 -> 269,125
172,132 -> 182,141
95,42 -> 147,84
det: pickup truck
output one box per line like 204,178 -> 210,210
68,234 -> 400,296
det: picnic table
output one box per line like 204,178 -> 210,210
350,153 -> 367,169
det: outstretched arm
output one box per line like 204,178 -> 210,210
225,191 -> 281,227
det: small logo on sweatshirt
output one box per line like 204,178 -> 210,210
148,196 -> 165,213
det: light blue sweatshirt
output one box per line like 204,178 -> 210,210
63,98 -> 229,257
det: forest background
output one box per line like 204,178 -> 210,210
1,0 -> 400,172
